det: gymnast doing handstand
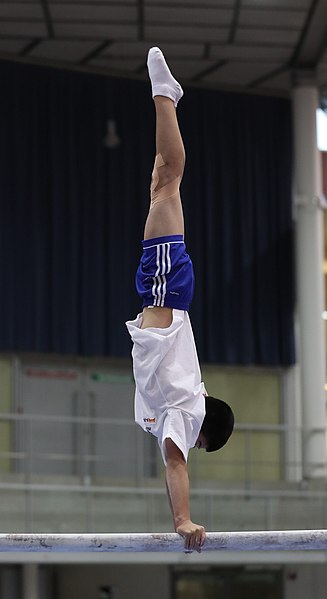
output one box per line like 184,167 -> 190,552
126,47 -> 234,553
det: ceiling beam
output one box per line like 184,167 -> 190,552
248,64 -> 289,89
228,0 -> 242,44
19,39 -> 42,57
290,0 -> 326,68
192,60 -> 228,82
79,40 -> 112,65
40,0 -> 54,38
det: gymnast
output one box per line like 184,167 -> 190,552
126,47 -> 234,553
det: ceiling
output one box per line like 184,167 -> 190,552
0,0 -> 327,100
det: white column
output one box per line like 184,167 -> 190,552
283,362 -> 303,481
293,71 -> 326,478
23,564 -> 39,599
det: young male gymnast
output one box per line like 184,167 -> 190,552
126,47 -> 234,553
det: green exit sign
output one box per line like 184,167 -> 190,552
90,373 -> 133,384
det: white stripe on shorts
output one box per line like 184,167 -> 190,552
152,243 -> 171,307
161,245 -> 166,275
157,275 -> 162,306
166,243 -> 171,274
155,245 -> 160,277
161,274 -> 167,306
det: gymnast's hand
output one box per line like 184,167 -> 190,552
176,520 -> 206,553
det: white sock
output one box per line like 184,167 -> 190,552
147,47 -> 183,107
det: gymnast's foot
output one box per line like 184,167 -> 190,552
147,47 -> 184,107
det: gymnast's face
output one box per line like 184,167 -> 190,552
194,431 -> 208,450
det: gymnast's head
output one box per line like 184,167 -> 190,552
195,396 -> 234,452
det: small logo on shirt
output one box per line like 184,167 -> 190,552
169,291 -> 179,295
143,417 -> 156,423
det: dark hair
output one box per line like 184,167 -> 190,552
201,396 -> 234,453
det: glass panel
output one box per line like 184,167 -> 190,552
90,492 -> 150,533
189,430 -> 281,484
0,490 -> 27,532
151,494 -> 173,531
189,430 -> 248,482
29,490 -> 89,532
210,496 -> 266,531
0,359 -> 11,474
270,497 -> 325,530
248,432 -> 282,481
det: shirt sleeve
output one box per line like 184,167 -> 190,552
160,408 -> 197,466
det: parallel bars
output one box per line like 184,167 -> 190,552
0,530 -> 327,552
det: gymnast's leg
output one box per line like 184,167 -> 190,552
144,47 -> 185,240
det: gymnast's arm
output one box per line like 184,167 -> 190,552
165,438 -> 206,552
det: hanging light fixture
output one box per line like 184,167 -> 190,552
104,119 -> 121,149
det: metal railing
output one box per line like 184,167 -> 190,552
1,478 -> 327,534
1,411 -> 327,534
0,411 -> 326,483
0,411 -> 289,482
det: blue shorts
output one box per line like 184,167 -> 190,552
136,235 -> 194,311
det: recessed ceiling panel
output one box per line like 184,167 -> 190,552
243,0 -> 311,7
256,69 -> 291,92
54,23 -> 137,40
145,25 -> 228,43
88,57 -> 144,72
102,41 -> 152,58
165,59 -> 218,79
210,43 -> 292,62
0,39 -> 29,54
49,0 -> 137,3
146,0 -> 234,5
29,39 -> 98,62
236,27 -> 299,45
103,41 -> 203,59
50,4 -> 137,21
0,21 -> 47,37
239,8 -> 306,28
202,61 -> 282,86
145,6 -> 232,26
0,3 -> 43,18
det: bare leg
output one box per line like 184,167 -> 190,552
144,100 -> 185,238
142,50 -> 186,328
